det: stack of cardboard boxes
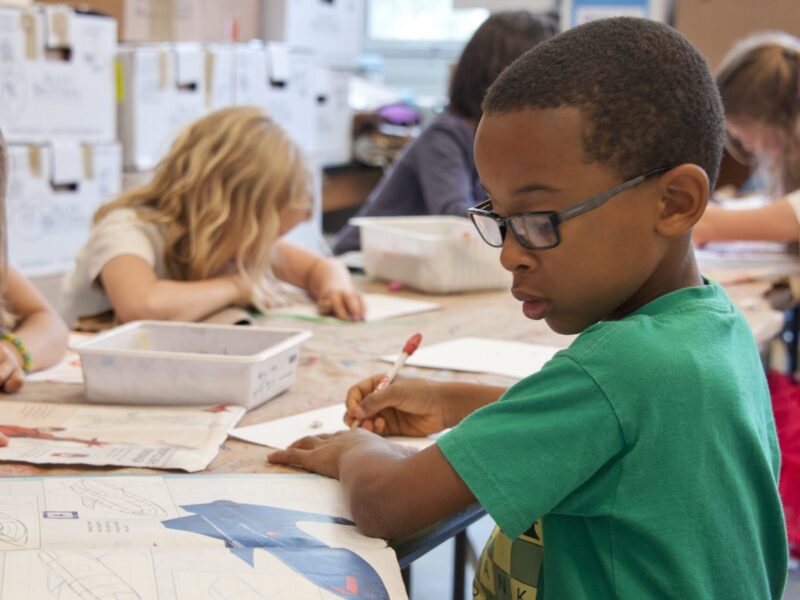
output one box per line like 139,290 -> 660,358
1,0 -> 364,284
0,4 -> 121,279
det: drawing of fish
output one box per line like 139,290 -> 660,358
163,500 -> 389,599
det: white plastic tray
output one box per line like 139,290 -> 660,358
72,321 -> 312,409
351,216 -> 511,293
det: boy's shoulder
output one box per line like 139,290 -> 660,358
564,281 -> 739,364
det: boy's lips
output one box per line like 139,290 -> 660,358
512,289 -> 553,320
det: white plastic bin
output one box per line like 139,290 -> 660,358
351,216 -> 511,294
72,321 -> 312,409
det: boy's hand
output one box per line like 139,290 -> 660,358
317,288 -> 366,321
345,375 -> 449,437
268,429 -> 384,478
0,341 -> 25,394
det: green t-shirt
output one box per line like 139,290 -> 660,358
438,281 -> 786,599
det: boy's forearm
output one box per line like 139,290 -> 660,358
439,382 -> 507,426
339,440 -> 472,541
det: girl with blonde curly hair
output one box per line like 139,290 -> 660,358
694,32 -> 800,244
60,106 -> 364,326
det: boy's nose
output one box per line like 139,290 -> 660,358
499,232 -> 539,273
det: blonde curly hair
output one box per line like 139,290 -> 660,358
95,106 -> 312,298
717,32 -> 800,195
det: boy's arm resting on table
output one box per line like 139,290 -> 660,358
271,240 -> 365,320
693,199 -> 800,244
270,430 -> 477,540
269,376 -> 505,539
100,255 -> 249,323
4,267 -> 68,371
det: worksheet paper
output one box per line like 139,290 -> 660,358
382,337 -> 563,380
0,401 -> 244,472
275,293 -> 441,322
231,404 -> 440,451
0,473 -> 407,600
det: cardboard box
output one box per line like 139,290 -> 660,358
233,42 -> 318,155
204,0 -> 260,42
205,43 -> 235,110
117,43 -> 207,170
313,67 -> 352,166
264,46 -> 317,155
675,0 -> 800,71
233,41 -> 269,106
262,0 -> 363,68
0,5 -> 116,142
38,0 -> 260,42
7,141 -> 122,276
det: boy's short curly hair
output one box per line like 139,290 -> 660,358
483,17 -> 725,188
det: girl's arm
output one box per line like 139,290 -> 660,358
99,255 -> 252,323
4,267 -> 69,374
271,240 -> 365,320
693,199 -> 800,245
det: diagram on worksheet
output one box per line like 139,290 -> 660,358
0,496 -> 38,550
0,401 -> 245,471
0,474 -> 407,600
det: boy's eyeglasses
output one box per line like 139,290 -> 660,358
468,168 -> 669,251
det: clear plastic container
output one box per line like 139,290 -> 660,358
72,321 -> 312,409
351,216 -> 511,293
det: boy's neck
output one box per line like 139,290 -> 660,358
609,242 -> 704,321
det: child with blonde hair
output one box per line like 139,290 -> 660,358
60,106 -> 364,326
694,32 -> 800,244
0,133 -> 69,393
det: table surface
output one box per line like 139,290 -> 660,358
0,277 -> 785,478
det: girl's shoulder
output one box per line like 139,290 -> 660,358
95,207 -> 158,231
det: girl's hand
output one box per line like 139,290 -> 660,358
345,375 -> 449,437
0,341 -> 25,393
268,429 -> 384,478
317,287 -> 366,321
693,204 -> 722,247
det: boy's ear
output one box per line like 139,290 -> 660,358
653,164 -> 709,238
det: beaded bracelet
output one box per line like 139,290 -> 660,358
0,332 -> 32,373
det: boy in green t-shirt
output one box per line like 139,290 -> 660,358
269,17 -> 787,599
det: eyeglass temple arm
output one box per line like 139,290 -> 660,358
556,168 -> 668,223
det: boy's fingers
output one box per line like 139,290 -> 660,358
358,390 -> 401,419
268,448 -> 307,467
345,374 -> 390,415
288,436 -> 322,450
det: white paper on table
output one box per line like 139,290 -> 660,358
0,401 -> 245,472
26,333 -> 92,384
382,337 -> 563,380
0,473 -> 407,600
696,242 -> 799,267
274,293 -> 441,322
231,404 -> 441,451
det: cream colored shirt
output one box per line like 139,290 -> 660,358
59,208 -> 168,327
